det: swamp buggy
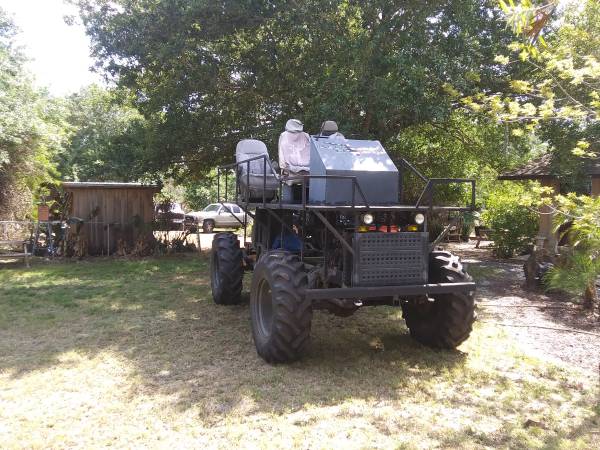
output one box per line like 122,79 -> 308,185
210,132 -> 476,363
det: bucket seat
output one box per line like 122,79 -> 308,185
278,119 -> 311,175
236,139 -> 280,202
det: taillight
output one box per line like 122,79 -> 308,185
377,225 -> 400,233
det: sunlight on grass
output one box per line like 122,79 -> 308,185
466,263 -> 506,282
0,256 -> 598,448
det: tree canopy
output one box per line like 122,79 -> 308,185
2,0 -> 598,219
58,85 -> 149,182
463,1 -> 599,161
0,5 -> 153,219
74,0 -> 516,178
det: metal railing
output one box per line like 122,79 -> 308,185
400,158 -> 476,211
217,155 -> 371,209
217,155 -> 476,212
218,154 -> 275,208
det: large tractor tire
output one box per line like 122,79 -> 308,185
211,232 -> 243,305
250,251 -> 312,363
402,251 -> 475,349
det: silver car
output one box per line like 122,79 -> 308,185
187,203 -> 250,233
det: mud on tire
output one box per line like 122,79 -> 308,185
250,251 -> 312,363
402,251 -> 475,349
211,232 -> 243,305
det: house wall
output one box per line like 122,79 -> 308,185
65,187 -> 157,255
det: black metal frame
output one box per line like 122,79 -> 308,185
213,148 -> 477,299
217,152 -> 476,250
399,158 -> 476,211
216,154 -> 476,251
217,155 -> 476,213
305,282 -> 475,300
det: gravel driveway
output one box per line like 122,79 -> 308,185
451,242 -> 600,374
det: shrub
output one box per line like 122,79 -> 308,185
544,194 -> 600,308
481,183 -> 539,258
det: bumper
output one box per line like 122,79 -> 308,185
305,282 -> 476,300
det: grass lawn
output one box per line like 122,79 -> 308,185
0,255 -> 598,449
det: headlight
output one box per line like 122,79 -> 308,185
414,213 -> 425,225
362,213 -> 374,225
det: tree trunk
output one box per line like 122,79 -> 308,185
583,281 -> 598,310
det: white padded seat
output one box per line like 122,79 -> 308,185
278,131 -> 311,174
236,139 -> 280,201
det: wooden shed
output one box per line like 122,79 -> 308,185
62,182 -> 160,255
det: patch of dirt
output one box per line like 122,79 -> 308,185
447,242 -> 600,374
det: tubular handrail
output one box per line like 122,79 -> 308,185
218,153 -> 276,171
415,178 -> 476,210
218,153 -> 279,244
218,156 -> 372,210
218,154 -> 280,208
400,158 -> 475,211
218,155 -> 474,211
400,158 -> 428,183
283,174 -> 371,209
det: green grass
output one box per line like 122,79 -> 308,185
0,256 -> 598,449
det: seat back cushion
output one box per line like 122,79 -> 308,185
236,139 -> 271,176
278,131 -> 310,173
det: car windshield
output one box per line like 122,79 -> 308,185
203,204 -> 220,212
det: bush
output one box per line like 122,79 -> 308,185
544,194 -> 600,308
481,183 -> 539,258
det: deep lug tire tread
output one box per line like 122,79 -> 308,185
402,251 -> 475,349
211,232 -> 243,305
250,251 -> 312,363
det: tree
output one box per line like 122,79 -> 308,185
0,8 -> 66,219
481,182 -> 540,257
59,85 -> 150,182
482,0 -> 600,309
74,0 -> 515,179
463,1 -> 599,159
392,112 -> 535,204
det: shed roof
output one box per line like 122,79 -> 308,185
62,181 -> 160,190
497,153 -> 557,180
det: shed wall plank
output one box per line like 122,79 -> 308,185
65,186 -> 157,255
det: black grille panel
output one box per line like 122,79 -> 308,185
352,232 -> 428,287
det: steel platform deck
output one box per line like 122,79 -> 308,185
243,202 -> 473,212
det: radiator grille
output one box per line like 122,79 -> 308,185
352,232 -> 428,287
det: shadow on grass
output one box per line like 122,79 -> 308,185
0,256 -> 465,407
0,254 -> 597,447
